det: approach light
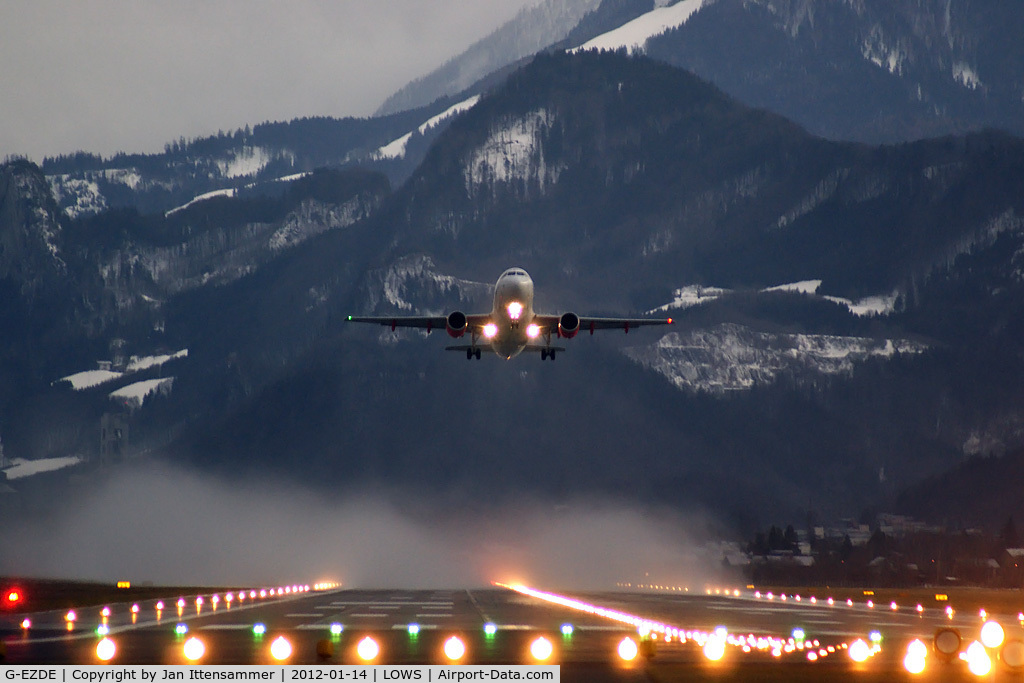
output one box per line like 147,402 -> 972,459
96,637 -> 116,662
131,604 -> 140,614
6,589 -> 21,604
156,601 -> 164,611
270,636 -> 292,661
20,618 -> 31,630
966,641 -> 992,676
849,639 -> 871,663
357,636 -> 380,662
980,620 -> 1005,649
183,636 -> 206,661
65,610 -> 77,622
530,636 -> 553,662
618,637 -> 639,661
483,323 -> 498,338
443,636 -> 466,661
704,635 -> 726,661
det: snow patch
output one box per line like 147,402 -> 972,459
648,285 -> 730,313
952,62 -> 982,90
165,188 -> 237,217
218,146 -> 271,178
109,377 -> 175,410
58,370 -> 124,390
2,456 -> 83,481
49,176 -> 107,220
373,95 -> 480,161
464,109 -> 563,197
764,280 -> 822,295
860,27 -> 907,75
126,349 -> 188,372
571,0 -> 704,54
375,133 -> 413,161
626,323 -> 926,393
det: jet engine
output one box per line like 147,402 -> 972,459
446,311 -> 468,338
558,312 -> 580,338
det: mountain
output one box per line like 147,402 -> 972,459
376,0 -> 1024,144
646,0 -> 1024,142
374,0 -> 603,117
3,50 -> 1024,529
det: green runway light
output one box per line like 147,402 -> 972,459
484,623 -> 497,636
561,623 -> 574,636
96,625 -> 110,636
869,630 -> 882,643
407,623 -> 420,636
175,623 -> 188,636
347,316 -> 353,321
792,628 -> 805,641
253,623 -> 266,636
330,623 -> 343,636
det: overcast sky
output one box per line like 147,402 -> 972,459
0,0 -> 538,162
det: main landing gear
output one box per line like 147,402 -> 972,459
466,348 -> 482,360
540,348 -> 557,361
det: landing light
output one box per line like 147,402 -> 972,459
530,636 -> 553,662
483,323 -> 498,338
618,637 -> 639,661
507,302 -> 523,320
444,636 -> 466,661
526,324 -> 540,338
980,621 -> 1004,649
96,637 -> 116,662
270,636 -> 292,661
849,639 -> 871,663
357,636 -> 379,662
183,636 -> 206,661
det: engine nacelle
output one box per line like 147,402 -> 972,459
446,311 -> 468,338
558,312 -> 580,339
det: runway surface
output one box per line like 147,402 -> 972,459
2,584 -> 1020,680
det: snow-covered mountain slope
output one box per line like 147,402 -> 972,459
571,0 -> 704,53
625,323 -> 926,393
373,95 -> 481,161
375,0 -> 601,116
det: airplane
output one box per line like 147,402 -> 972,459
347,267 -> 673,360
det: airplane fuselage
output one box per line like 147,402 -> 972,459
487,267 -> 538,359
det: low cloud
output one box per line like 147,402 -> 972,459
2,461 -> 724,590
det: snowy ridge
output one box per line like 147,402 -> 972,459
464,109 -> 563,198
571,0 -> 704,54
373,95 -> 481,161
625,323 -> 926,393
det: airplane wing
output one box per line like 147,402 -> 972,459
532,315 -> 673,335
347,314 -> 492,333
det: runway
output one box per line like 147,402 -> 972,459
1,584 -> 1019,680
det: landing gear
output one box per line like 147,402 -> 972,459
541,348 -> 556,361
466,348 -> 481,360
